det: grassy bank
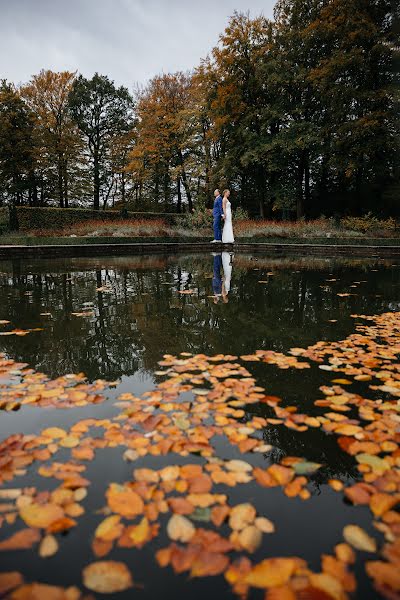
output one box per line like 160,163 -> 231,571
1,215 -> 399,246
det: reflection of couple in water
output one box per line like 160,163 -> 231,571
212,252 -> 233,304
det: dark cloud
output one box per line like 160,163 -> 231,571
0,0 -> 275,90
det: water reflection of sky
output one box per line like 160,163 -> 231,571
0,253 -> 397,599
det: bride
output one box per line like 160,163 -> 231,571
222,189 -> 234,244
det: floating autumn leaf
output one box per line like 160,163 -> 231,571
229,503 -> 256,531
19,503 -> 64,529
189,507 -> 212,522
237,525 -> 262,553
343,525 -> 377,552
7,582 -> 82,599
0,529 -> 40,551
293,461 -> 322,475
95,515 -> 123,541
167,514 -> 195,542
0,572 -> 24,596
82,561 -> 133,593
190,550 -> 229,577
355,453 -> 390,473
39,534 -> 59,558
366,561 -> 400,592
106,484 -> 144,518
308,572 -> 348,600
369,493 -> 399,517
245,557 -> 305,588
254,517 -> 275,534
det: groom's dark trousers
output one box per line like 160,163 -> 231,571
212,195 -> 223,241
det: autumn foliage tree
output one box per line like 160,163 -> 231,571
20,70 -> 83,208
129,73 -> 197,212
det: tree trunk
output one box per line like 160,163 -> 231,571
177,177 -> 182,213
58,160 -> 64,208
304,154 -> 310,217
64,160 -> 69,208
296,158 -> 305,220
181,167 -> 193,212
163,169 -> 170,210
93,149 -> 100,210
121,171 -> 126,209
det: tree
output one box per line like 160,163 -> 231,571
129,73 -> 197,212
68,73 -> 134,210
0,81 -> 38,206
20,70 -> 83,208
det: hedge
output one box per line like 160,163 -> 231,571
10,206 -> 181,231
0,207 -> 9,231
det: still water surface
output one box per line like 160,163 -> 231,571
0,252 -> 399,599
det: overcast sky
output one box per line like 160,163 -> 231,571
1,0 -> 275,91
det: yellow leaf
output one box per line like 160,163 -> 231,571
343,525 -> 376,552
166,514 -> 195,542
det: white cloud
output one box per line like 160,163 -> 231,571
0,0 -> 275,90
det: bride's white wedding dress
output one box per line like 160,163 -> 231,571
222,251 -> 233,293
222,200 -> 234,243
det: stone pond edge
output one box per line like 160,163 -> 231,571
0,241 -> 400,259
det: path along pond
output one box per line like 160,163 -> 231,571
0,252 -> 399,600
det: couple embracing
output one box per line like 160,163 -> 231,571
211,189 -> 234,244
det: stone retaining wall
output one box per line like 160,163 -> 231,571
0,242 -> 399,259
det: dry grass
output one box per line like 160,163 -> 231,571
234,219 -> 362,239
13,215 -> 399,240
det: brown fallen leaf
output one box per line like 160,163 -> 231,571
0,572 -> 24,596
0,528 -> 40,551
190,550 -> 229,577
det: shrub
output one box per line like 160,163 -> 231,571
341,213 -> 397,234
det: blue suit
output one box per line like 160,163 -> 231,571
212,254 -> 222,295
212,195 -> 223,241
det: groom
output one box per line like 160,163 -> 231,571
211,189 -> 224,243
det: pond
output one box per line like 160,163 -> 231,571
0,252 -> 399,599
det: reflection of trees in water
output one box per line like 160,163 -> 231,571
0,256 -> 398,382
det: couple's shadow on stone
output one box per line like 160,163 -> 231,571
211,252 -> 234,304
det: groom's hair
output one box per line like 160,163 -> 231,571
214,189 -> 220,196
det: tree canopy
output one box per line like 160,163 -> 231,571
0,0 -> 398,217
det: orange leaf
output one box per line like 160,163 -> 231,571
245,557 -> 305,588
106,484 -> 144,518
0,528 -> 40,551
0,572 -> 24,596
190,550 -> 229,577
19,503 -> 64,528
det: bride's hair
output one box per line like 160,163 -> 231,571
222,189 -> 230,197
